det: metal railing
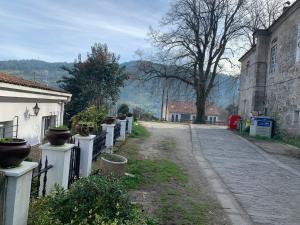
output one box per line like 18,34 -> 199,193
114,123 -> 121,143
92,132 -> 106,160
68,143 -> 80,188
31,157 -> 53,198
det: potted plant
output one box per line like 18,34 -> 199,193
99,154 -> 128,177
127,112 -> 133,117
46,125 -> 71,146
104,116 -> 115,124
0,138 -> 31,168
75,122 -> 94,136
117,114 -> 126,120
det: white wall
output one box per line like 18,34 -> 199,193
207,115 -> 219,123
0,101 -> 64,145
168,113 -> 182,122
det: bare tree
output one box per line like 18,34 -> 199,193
243,0 -> 288,47
142,0 -> 245,123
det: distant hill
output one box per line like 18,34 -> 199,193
0,59 -> 239,117
0,60 -> 72,87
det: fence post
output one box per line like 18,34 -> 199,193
74,135 -> 95,177
0,162 -> 38,225
101,124 -> 115,148
40,143 -> 74,194
119,120 -> 127,141
127,116 -> 133,134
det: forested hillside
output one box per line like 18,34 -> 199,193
0,60 -> 239,117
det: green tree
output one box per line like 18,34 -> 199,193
58,43 -> 128,121
117,103 -> 129,115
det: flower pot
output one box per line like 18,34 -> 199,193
104,116 -> 115,124
0,139 -> 31,168
127,113 -> 133,117
46,128 -> 71,146
117,115 -> 126,120
75,122 -> 94,136
99,154 -> 128,177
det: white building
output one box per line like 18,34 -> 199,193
0,73 -> 71,145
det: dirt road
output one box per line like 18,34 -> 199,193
136,122 -> 230,225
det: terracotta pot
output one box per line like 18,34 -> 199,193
127,113 -> 133,117
46,128 -> 71,146
0,139 -> 31,168
99,154 -> 128,177
104,116 -> 115,124
117,115 -> 126,120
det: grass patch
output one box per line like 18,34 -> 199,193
129,122 -> 150,139
155,187 -> 216,225
123,159 -> 187,189
159,137 -> 176,151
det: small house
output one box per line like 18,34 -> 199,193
0,73 -> 71,145
164,100 -> 222,123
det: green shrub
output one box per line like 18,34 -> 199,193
129,123 -> 150,138
118,104 -> 129,115
70,106 -> 106,134
28,174 -> 155,225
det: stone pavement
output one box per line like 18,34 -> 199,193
191,124 -> 300,225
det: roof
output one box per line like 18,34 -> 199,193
0,73 -> 69,94
167,101 -> 221,116
238,45 -> 256,62
168,101 -> 197,114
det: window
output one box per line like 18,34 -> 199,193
270,45 -> 277,73
294,110 -> 299,124
0,121 -> 14,138
42,116 -> 56,137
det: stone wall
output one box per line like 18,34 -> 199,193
238,47 -> 259,117
239,3 -> 300,136
265,7 -> 300,135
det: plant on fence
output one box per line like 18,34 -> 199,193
71,106 -> 106,135
28,174 -> 155,225
117,104 -> 129,115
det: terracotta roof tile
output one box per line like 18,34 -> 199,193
0,72 -> 69,93
168,101 -> 221,116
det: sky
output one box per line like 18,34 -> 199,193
0,0 -> 171,63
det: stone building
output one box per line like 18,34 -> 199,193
238,0 -> 300,135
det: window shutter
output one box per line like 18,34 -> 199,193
297,25 -> 300,63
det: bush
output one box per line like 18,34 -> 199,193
28,174 -> 155,225
70,106 -> 106,134
118,104 -> 129,115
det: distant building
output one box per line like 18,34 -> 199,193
164,100 -> 222,124
0,73 -> 71,145
238,0 -> 300,135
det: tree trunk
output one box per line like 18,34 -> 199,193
195,88 -> 206,124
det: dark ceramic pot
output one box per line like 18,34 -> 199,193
0,139 -> 31,168
127,113 -> 133,117
117,115 -> 126,120
46,128 -> 71,146
104,117 -> 115,124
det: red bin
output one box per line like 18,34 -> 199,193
228,115 -> 241,130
